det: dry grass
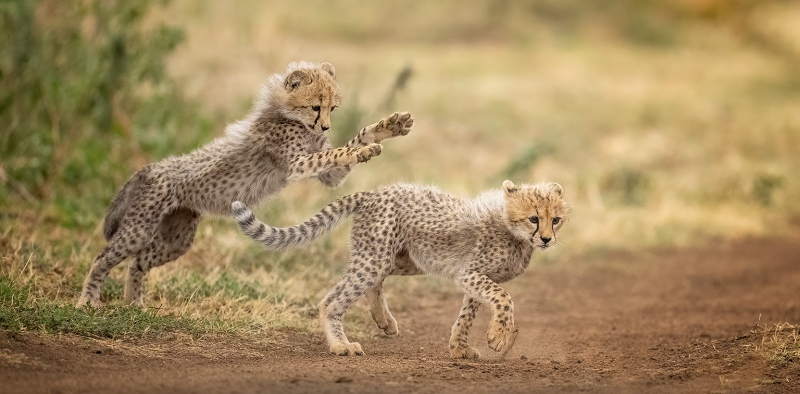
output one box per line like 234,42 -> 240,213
750,322 -> 800,366
160,0 -> 800,254
2,0 -> 800,337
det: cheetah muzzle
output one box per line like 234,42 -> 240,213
233,180 -> 569,358
75,61 -> 414,308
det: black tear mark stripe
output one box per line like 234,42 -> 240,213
312,98 -> 322,128
313,110 -> 320,128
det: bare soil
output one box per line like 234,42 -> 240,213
2,236 -> 799,393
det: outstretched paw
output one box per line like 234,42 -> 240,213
329,342 -> 364,356
355,143 -> 382,163
372,112 -> 414,142
486,319 -> 518,357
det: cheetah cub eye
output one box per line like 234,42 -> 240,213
311,105 -> 321,111
553,217 -> 562,225
529,216 -> 538,224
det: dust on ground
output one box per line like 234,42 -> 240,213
2,236 -> 799,393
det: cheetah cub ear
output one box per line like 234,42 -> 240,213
548,182 -> 563,195
503,180 -> 518,194
320,62 -> 336,78
285,69 -> 312,92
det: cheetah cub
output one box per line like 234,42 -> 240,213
76,61 -> 414,307
232,180 -> 569,358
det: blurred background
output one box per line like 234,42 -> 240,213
1,0 -> 799,334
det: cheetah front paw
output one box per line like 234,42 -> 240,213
449,345 -> 481,360
486,319 -> 518,356
371,112 -> 414,142
354,143 -> 382,163
329,342 -> 364,356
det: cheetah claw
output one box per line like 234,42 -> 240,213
449,346 -> 481,360
487,321 -> 519,356
372,112 -> 414,142
329,342 -> 364,356
376,315 -> 399,336
355,143 -> 382,163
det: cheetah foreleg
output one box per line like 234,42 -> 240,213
449,296 -> 481,359
346,112 -> 414,147
286,144 -> 382,183
457,272 -> 519,357
315,112 -> 413,188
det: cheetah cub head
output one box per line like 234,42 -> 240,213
271,61 -> 342,135
502,180 -> 570,250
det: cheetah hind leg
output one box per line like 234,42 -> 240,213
124,208 -> 199,307
124,261 -> 147,307
318,277 -> 366,356
77,189 -> 169,308
77,228 -> 148,307
364,249 -> 423,336
365,281 -> 398,336
318,253 -> 393,356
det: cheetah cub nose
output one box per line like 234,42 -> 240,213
541,237 -> 552,244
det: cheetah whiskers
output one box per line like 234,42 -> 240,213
75,61 -> 414,308
234,181 -> 569,358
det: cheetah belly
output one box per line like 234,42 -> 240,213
183,170 -> 286,216
405,247 -> 470,280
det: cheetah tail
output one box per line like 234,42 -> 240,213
231,192 -> 369,250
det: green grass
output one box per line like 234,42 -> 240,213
0,275 -> 230,338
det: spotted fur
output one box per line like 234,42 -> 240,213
233,180 -> 569,358
76,61 -> 414,308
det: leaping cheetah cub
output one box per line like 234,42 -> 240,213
233,180 -> 569,358
76,61 -> 414,307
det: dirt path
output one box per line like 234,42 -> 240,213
3,237 -> 799,393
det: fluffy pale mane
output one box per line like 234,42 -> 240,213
224,61 -> 325,143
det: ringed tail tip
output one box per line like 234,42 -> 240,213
232,201 -> 247,214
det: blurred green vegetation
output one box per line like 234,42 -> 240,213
0,0 -> 221,337
0,0 -> 215,230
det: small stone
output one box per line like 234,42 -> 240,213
335,377 -> 352,383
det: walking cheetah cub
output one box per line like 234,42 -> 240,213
76,61 -> 414,308
232,180 -> 569,358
